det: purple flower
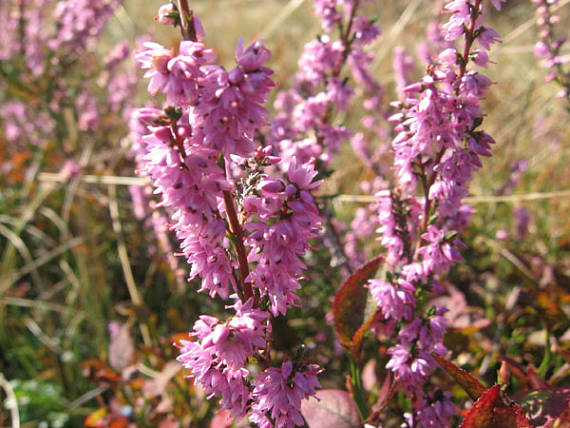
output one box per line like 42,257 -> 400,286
250,361 -> 322,428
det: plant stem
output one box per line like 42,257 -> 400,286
349,355 -> 368,420
222,190 -> 254,302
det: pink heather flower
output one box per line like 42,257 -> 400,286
191,40 -> 274,158
49,0 -> 123,53
296,36 -> 345,89
532,0 -> 569,101
373,0 -> 501,420
245,158 -> 322,316
386,345 -> 435,391
191,298 -> 268,369
313,0 -> 342,31
415,389 -> 456,428
393,46 -> 416,100
156,3 -> 176,25
368,279 -> 415,321
136,40 -> 215,104
250,361 -> 321,428
489,0 -> 508,10
136,42 -> 176,95
131,109 -> 237,298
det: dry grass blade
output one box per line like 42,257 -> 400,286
259,0 -> 306,39
0,214 -> 53,244
334,190 -> 570,204
25,317 -> 63,354
107,184 -> 151,346
502,0 -> 570,44
1,296 -> 82,315
0,235 -> 87,294
0,183 -> 58,280
0,224 -> 43,290
0,372 -> 20,428
38,172 -> 146,186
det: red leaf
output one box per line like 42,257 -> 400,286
109,418 -> 129,428
460,385 -> 532,428
301,389 -> 361,428
352,308 -> 380,355
516,387 -> 570,428
434,354 -> 487,400
333,257 -> 383,348
460,385 -> 500,428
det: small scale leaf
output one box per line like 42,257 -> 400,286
333,257 -> 383,347
301,389 -> 361,428
434,354 -> 487,400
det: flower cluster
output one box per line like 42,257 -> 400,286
370,0 -> 505,425
269,0 -> 387,273
532,0 -> 570,104
130,3 -> 323,425
0,0 -> 134,181
270,0 -> 382,172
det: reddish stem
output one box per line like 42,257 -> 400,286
418,0 -> 482,241
177,0 -> 197,42
223,190 -> 254,302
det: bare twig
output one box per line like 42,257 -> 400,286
0,372 -> 20,428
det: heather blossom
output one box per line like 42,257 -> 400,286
250,361 -> 321,428
532,0 -> 570,104
369,0 -> 505,425
131,3 -> 323,425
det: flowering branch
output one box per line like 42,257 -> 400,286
532,0 -> 570,107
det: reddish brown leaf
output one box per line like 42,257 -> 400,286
434,354 -> 487,400
527,367 -> 549,390
352,309 -> 380,355
333,257 -> 383,348
109,418 -> 129,428
460,385 -> 532,428
460,385 -> 500,428
493,403 -> 532,428
301,389 -> 361,428
516,387 -> 570,428
81,359 -> 120,387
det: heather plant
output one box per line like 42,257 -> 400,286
532,0 -> 570,109
1,1 -> 569,428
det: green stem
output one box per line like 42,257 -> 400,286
537,328 -> 551,378
348,355 -> 368,420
